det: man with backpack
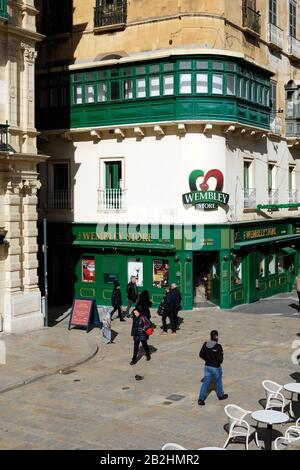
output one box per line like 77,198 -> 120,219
198,330 -> 228,406
171,283 -> 182,332
126,276 -> 139,318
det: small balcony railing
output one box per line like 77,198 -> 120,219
94,1 -> 127,29
268,23 -> 283,50
48,190 -> 73,210
268,189 -> 279,205
286,120 -> 300,137
288,36 -> 300,60
243,188 -> 256,209
270,114 -> 282,135
242,2 -> 261,35
288,190 -> 298,204
98,189 -> 127,211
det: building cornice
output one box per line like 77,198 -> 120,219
0,151 -> 49,164
0,23 -> 45,43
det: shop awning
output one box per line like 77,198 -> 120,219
73,240 -> 176,252
281,246 -> 297,255
234,233 -> 300,250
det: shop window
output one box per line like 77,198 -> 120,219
277,255 -> 284,274
212,74 -> 223,94
196,74 -> 208,93
267,253 -> 276,275
179,74 -> 192,94
260,255 -> 266,277
136,78 -> 146,98
97,82 -> 107,102
232,255 -> 243,286
153,259 -> 169,288
82,257 -> 96,283
212,262 -> 219,279
124,79 -> 133,99
163,75 -> 174,95
128,259 -> 143,287
150,76 -> 160,97
103,256 -> 119,285
85,84 -> 95,103
226,75 -> 236,96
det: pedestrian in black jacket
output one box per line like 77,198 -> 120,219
111,280 -> 125,321
198,330 -> 228,406
159,286 -> 174,334
126,276 -> 138,318
130,307 -> 152,365
171,283 -> 182,331
136,290 -> 152,320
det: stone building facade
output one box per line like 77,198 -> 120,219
0,0 -> 47,333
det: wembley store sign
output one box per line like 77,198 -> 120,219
182,169 -> 230,211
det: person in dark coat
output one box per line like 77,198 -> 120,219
111,280 -> 125,321
171,283 -> 182,331
136,290 -> 152,320
158,286 -> 174,334
126,276 -> 139,318
130,306 -> 152,365
198,330 -> 228,406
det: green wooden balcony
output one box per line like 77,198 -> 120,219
0,0 -> 7,19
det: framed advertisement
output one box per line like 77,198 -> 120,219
128,259 -> 143,287
82,257 -> 96,283
153,259 -> 169,288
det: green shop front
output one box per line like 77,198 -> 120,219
72,220 -> 300,310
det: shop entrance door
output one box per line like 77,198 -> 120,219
247,251 -> 260,303
193,253 -> 220,306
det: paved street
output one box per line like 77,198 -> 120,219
0,293 -> 299,450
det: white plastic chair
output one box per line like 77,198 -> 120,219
274,426 -> 300,450
162,443 -> 186,450
223,404 -> 260,450
262,380 -> 294,416
285,418 -> 300,439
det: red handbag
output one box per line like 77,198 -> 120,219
143,317 -> 154,335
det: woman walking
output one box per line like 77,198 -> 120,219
130,306 -> 152,365
136,290 -> 152,320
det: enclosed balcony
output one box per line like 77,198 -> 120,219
268,23 -> 283,50
0,0 -> 7,20
94,0 -> 127,31
98,189 -> 127,212
242,1 -> 261,36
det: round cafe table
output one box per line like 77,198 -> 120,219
284,383 -> 300,418
251,410 -> 289,451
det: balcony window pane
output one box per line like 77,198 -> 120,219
163,75 -> 174,95
150,64 -> 160,73
212,74 -> 223,94
97,82 -> 107,102
136,78 -> 146,98
196,61 -> 208,69
227,62 -> 236,71
111,81 -> 120,100
179,73 -> 192,94
124,79 -> 133,99
226,75 -> 236,95
179,61 -> 192,70
163,63 -> 174,72
85,85 -> 95,103
136,66 -> 146,75
97,70 -> 107,79
73,73 -> 82,82
123,67 -> 132,76
74,86 -> 83,104
213,61 -> 223,70
196,73 -> 208,93
150,76 -> 160,97
86,72 -> 94,82
111,69 -> 119,77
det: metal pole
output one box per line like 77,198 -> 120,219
43,218 -> 48,327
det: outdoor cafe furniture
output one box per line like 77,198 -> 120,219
223,404 -> 260,450
262,380 -> 294,416
284,383 -> 300,418
251,410 -> 289,450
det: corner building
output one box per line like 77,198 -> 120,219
36,1 -> 300,310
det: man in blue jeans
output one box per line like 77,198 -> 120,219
198,330 -> 228,406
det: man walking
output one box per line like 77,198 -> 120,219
111,279 -> 125,321
171,283 -> 182,331
126,276 -> 138,318
198,330 -> 228,406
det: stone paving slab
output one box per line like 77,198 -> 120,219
0,308 -> 100,393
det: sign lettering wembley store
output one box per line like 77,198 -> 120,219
182,169 -> 230,211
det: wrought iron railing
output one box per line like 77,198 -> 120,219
268,189 -> 279,205
243,189 -> 256,209
268,23 -> 283,49
242,2 -> 261,35
288,36 -> 300,59
48,190 -> 73,210
288,190 -> 298,204
98,189 -> 127,211
286,120 -> 300,137
94,1 -> 127,28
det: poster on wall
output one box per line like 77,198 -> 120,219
82,258 -> 96,283
128,260 -> 143,287
153,259 -> 169,288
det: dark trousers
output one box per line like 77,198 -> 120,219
162,313 -> 168,332
169,311 -> 177,333
297,291 -> 300,305
132,339 -> 150,360
174,309 -> 179,329
111,306 -> 122,319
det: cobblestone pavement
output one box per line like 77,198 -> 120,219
0,295 -> 299,450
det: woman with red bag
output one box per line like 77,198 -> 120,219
130,306 -> 153,365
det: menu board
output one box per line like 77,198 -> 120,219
68,298 -> 100,332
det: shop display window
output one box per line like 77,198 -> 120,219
277,255 -> 284,274
128,259 -> 143,286
153,259 -> 169,288
267,253 -> 276,276
260,255 -> 266,277
232,255 -> 242,286
82,257 -> 96,283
